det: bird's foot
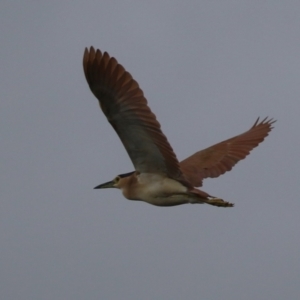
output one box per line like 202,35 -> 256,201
206,198 -> 234,207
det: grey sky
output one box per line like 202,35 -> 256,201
1,1 -> 299,299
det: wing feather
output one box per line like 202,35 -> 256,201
83,47 -> 188,185
180,118 -> 275,186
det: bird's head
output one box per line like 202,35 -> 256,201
94,171 -> 135,190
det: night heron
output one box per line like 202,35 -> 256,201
83,47 -> 275,207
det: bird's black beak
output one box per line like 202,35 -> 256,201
94,180 -> 116,189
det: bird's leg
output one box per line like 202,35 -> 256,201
205,198 -> 234,207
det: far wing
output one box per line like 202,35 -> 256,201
179,118 -> 275,187
83,47 -> 188,185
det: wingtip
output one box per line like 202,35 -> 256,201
252,116 -> 277,129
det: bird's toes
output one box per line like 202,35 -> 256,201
206,198 -> 234,207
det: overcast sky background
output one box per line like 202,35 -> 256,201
1,1 -> 300,299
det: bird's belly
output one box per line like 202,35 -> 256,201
142,194 -> 192,206
134,173 -> 191,206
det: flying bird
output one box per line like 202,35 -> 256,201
83,47 -> 275,207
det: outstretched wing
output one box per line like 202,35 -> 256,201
83,47 -> 188,185
180,117 -> 275,187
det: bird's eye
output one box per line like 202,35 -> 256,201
114,176 -> 120,183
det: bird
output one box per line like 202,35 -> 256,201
83,46 -> 275,207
